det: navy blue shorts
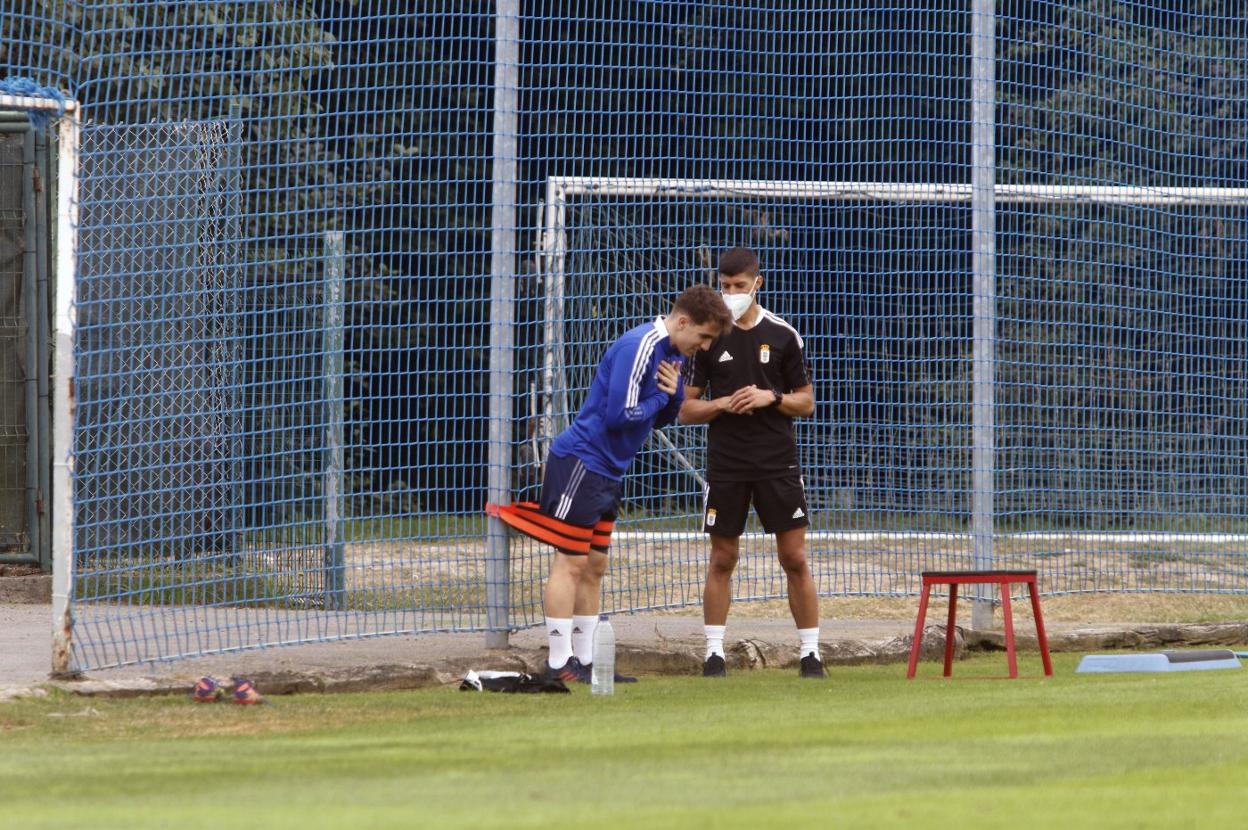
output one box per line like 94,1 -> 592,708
540,452 -> 622,531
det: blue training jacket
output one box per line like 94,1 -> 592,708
550,317 -> 685,480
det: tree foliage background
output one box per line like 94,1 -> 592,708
2,0 -> 1246,528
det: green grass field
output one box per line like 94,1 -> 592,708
3,653 -> 1246,829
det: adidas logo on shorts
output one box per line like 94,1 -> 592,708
791,507 -> 805,519
718,351 -> 733,363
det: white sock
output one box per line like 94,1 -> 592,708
704,625 -> 726,660
546,617 -> 574,669
572,615 -> 598,665
798,627 -> 821,661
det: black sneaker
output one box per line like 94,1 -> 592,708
799,652 -> 826,679
547,656 -> 590,684
584,664 -> 639,684
702,654 -> 727,678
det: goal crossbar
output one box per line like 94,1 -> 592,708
546,176 -> 1248,206
0,94 -> 77,115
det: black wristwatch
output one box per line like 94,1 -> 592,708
770,389 -> 783,408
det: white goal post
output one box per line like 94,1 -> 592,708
1,92 -> 81,676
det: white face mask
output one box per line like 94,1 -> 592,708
722,279 -> 759,322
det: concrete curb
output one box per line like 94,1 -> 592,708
3,621 -> 1244,702
7,628 -> 959,701
966,620 -> 1248,652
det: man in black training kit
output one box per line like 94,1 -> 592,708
679,247 -> 824,679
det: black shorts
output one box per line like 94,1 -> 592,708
702,475 -> 809,537
539,452 -> 621,532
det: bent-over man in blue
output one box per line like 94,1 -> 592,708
489,284 -> 731,684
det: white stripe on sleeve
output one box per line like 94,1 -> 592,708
625,329 -> 662,409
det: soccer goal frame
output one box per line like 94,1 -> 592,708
1,91 -> 81,676
532,174 -> 1248,588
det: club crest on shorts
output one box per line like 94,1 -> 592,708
706,508 -> 717,527
759,344 -> 770,364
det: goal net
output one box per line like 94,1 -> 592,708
532,176 -> 1248,610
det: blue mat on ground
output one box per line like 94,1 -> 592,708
1077,649 -> 1243,674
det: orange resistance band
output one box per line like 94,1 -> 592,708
485,502 -> 592,555
591,518 -> 614,552
512,503 -> 614,551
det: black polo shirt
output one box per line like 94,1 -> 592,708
688,308 -> 811,482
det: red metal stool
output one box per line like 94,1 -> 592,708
906,570 -> 1053,679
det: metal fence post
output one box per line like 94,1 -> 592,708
35,125 -> 52,571
22,125 -> 42,569
486,0 -> 519,649
323,230 -> 346,610
970,0 -> 996,630
226,102 -> 245,567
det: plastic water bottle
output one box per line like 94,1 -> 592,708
591,613 -> 615,696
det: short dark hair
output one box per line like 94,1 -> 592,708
718,246 -> 759,277
673,283 -> 732,333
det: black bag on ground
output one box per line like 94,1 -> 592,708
459,670 -> 570,694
